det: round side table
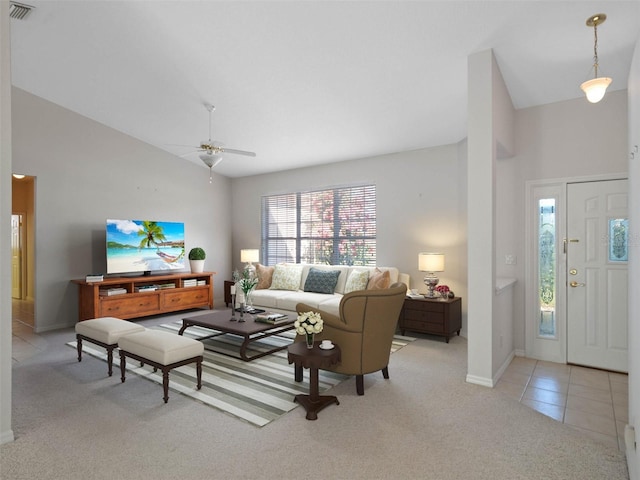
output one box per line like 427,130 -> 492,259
287,341 -> 341,420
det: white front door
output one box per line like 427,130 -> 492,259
566,179 -> 628,372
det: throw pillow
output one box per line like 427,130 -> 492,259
344,269 -> 370,294
367,268 -> 391,290
303,268 -> 341,294
255,264 -> 274,290
269,264 -> 303,291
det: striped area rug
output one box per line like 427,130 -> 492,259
69,321 -> 414,427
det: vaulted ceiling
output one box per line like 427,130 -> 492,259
9,1 -> 640,177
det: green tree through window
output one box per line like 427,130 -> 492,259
262,185 -> 376,266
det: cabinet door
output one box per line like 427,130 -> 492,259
101,294 -> 160,318
163,287 -> 210,309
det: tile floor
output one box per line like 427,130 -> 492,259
10,299 -> 629,451
496,356 -> 629,451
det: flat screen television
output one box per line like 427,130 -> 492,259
106,219 -> 186,276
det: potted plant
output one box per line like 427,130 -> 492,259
188,247 -> 206,273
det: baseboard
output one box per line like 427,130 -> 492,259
35,321 -> 75,333
0,429 -> 15,445
514,348 -> 525,357
625,424 -> 637,480
492,350 -> 516,385
465,374 -> 494,388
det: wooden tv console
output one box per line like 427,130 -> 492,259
72,272 -> 215,322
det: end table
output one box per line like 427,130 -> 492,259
287,341 -> 341,420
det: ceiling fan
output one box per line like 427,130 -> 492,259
178,103 -> 256,180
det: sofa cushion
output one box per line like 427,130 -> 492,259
344,269 -> 370,294
277,291 -> 342,314
270,264 -> 303,291
303,267 -> 341,294
255,264 -> 274,290
367,268 -> 391,290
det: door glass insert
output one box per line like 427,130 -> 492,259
538,199 -> 556,338
609,218 -> 628,262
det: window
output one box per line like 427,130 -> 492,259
261,185 -> 376,266
538,199 -> 556,338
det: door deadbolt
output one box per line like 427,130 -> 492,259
569,269 -> 578,275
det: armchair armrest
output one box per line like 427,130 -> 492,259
295,303 -> 363,333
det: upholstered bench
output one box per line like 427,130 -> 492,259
118,330 -> 204,403
75,317 -> 146,376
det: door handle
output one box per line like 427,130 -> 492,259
570,281 -> 585,287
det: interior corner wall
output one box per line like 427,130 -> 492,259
0,1 -> 15,445
230,145 -> 469,335
626,29 -> 640,480
11,88 -> 233,332
466,49 -> 496,386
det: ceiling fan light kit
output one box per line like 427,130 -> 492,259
193,103 -> 256,182
580,13 -> 612,104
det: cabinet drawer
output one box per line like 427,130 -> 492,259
404,300 -> 445,313
163,288 -> 210,308
404,308 -> 444,324
402,318 -> 445,334
100,294 -> 160,316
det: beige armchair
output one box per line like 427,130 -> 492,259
295,282 -> 407,395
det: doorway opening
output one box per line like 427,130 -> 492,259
12,175 -> 35,329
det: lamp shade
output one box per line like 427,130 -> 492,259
419,253 -> 445,272
580,77 -> 612,103
240,249 -> 259,263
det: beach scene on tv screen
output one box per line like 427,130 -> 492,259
106,219 -> 186,274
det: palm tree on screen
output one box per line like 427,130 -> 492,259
137,221 -> 166,251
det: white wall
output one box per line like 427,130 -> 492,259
626,29 -> 640,480
11,88 -> 233,332
467,49 -> 516,386
230,145 -> 469,334
505,90 -> 629,354
0,1 -> 15,445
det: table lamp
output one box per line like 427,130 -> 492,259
241,249 -> 259,278
419,252 -> 445,298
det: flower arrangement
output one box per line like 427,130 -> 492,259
238,270 -> 258,297
435,285 -> 453,299
295,311 -> 323,336
435,285 -> 449,295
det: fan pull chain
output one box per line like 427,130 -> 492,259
209,166 -> 213,184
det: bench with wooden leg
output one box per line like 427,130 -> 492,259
75,317 -> 146,376
118,329 -> 204,403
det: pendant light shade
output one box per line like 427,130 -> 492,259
580,77 -> 612,104
581,14 -> 611,104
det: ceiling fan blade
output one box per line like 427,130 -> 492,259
165,143 -> 200,148
221,147 -> 256,157
179,150 -> 202,158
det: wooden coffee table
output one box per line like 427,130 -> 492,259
179,310 -> 295,361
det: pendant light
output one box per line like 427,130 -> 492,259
580,13 -> 612,104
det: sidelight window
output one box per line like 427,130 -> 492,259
538,199 -> 556,338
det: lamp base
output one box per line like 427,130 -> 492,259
423,274 -> 439,298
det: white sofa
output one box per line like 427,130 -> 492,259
247,264 -> 409,317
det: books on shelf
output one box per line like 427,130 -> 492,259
254,312 -> 289,325
99,287 -> 127,296
135,285 -> 157,292
157,283 -> 176,289
183,279 -> 198,287
197,280 -> 206,286
86,274 -> 104,283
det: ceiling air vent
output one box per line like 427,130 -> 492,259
9,2 -> 34,20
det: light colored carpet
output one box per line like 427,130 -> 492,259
2,312 -> 629,479
67,321 -> 414,427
